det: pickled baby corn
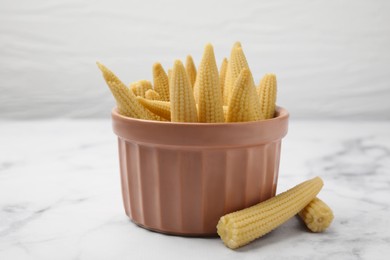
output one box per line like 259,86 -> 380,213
217,177 -> 324,249
153,63 -> 170,101
130,80 -> 152,98
223,105 -> 228,121
170,60 -> 198,122
97,62 -> 153,120
137,97 -> 171,121
185,55 -> 197,89
195,44 -> 225,123
258,74 -> 277,119
145,89 -> 161,100
227,69 -> 262,122
223,42 -> 248,105
224,45 -> 263,119
298,197 -> 334,232
99,42 -> 276,123
219,58 -> 228,97
137,100 -> 229,123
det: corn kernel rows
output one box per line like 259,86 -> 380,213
97,63 -> 154,120
170,60 -> 198,122
258,74 -> 277,119
217,177 -> 324,249
195,44 -> 224,123
98,42 -> 279,123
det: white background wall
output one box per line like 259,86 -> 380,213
1,0 -> 389,120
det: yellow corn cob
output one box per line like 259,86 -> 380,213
223,44 -> 263,119
195,44 -> 224,123
219,58 -> 228,97
223,42 -> 248,105
130,80 -> 152,98
135,101 -> 225,122
153,63 -> 170,101
170,60 -> 198,122
217,177 -> 324,249
256,75 -> 265,96
298,197 -> 334,233
223,105 -> 228,121
258,74 -> 277,119
227,69 -> 262,122
96,62 -> 153,120
185,55 -> 197,89
136,97 -> 171,121
252,92 -> 264,120
145,89 -> 162,100
136,101 -> 227,122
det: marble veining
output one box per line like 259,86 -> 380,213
0,120 -> 389,259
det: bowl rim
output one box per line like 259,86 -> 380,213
111,106 -> 289,127
111,106 -> 289,147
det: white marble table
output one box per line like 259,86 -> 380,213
0,119 -> 389,260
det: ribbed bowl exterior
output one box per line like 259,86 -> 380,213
112,107 -> 289,236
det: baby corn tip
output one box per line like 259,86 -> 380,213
153,62 -> 162,69
205,42 -> 213,48
96,62 -> 104,70
174,59 -> 184,67
233,42 -> 242,48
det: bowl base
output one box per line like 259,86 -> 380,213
129,218 -> 219,238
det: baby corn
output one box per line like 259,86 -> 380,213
137,97 -> 171,121
185,55 -> 197,89
145,89 -> 162,100
227,69 -> 261,122
195,44 -> 225,123
130,80 -> 152,98
224,44 -> 263,119
258,74 -> 277,119
217,177 -> 324,249
299,197 -> 334,233
219,58 -> 228,97
223,105 -> 228,121
97,62 -> 152,119
170,60 -> 198,122
99,42 -> 275,123
153,63 -> 170,101
223,43 -> 248,105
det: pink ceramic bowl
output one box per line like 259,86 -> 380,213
112,107 -> 289,236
